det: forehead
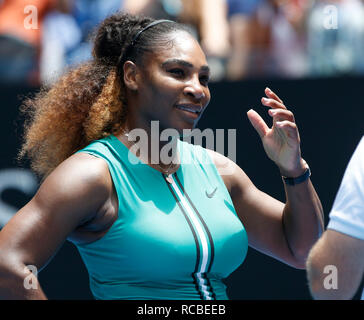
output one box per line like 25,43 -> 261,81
148,31 -> 208,67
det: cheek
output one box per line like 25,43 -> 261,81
147,74 -> 179,99
152,85 -> 182,107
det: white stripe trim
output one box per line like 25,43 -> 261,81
196,272 -> 213,299
170,177 -> 209,273
169,175 -> 212,299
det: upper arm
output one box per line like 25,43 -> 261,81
205,149 -> 301,268
306,138 -> 364,298
0,153 -> 112,272
306,229 -> 364,299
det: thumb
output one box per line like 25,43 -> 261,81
247,109 -> 269,138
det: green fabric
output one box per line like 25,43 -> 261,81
73,134 -> 248,300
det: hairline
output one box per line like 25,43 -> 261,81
134,29 -> 199,65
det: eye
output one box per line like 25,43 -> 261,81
168,68 -> 185,77
199,75 -> 210,86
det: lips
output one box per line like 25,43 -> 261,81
175,104 -> 202,115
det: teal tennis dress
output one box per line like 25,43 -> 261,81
73,134 -> 248,300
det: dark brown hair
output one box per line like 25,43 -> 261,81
18,12 -> 188,178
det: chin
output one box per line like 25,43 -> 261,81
176,121 -> 200,137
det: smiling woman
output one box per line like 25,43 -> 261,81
121,27 -> 211,135
0,12 -> 324,300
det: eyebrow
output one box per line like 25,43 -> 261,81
161,59 -> 210,73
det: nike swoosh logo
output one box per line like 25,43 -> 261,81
206,187 -> 217,198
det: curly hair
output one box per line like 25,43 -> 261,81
18,12 -> 188,178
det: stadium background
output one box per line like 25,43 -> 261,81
1,0 -> 364,299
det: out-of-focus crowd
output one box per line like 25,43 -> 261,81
1,0 -> 364,85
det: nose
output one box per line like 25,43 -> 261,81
183,75 -> 206,101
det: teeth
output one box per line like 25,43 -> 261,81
177,106 -> 198,113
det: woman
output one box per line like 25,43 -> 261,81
0,12 -> 324,300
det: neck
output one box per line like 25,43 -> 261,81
116,120 -> 180,174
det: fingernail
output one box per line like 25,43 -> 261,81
266,87 -> 271,92
262,97 -> 268,102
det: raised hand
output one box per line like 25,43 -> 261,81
247,87 -> 307,177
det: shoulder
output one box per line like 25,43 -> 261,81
356,136 -> 364,152
0,153 -> 115,270
328,138 -> 364,237
204,148 -> 250,194
345,136 -> 364,175
43,152 -> 112,194
33,152 -> 114,225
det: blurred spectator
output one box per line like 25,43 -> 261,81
307,0 -> 364,76
124,0 -> 176,20
124,0 -> 230,81
3,0 -> 364,85
0,0 -> 66,84
266,0 -> 310,78
226,0 -> 310,80
225,0 -> 264,80
40,0 -> 123,85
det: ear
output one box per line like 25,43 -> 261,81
123,61 -> 139,91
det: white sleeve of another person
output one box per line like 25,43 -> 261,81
328,136 -> 364,239
327,136 -> 364,299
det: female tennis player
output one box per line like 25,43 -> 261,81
0,12 -> 324,300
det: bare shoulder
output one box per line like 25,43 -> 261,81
39,152 -> 111,195
0,153 -> 115,270
33,152 -> 114,225
204,148 -> 251,194
55,152 -> 111,185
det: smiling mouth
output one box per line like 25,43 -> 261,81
175,105 -> 202,115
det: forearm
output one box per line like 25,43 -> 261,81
282,178 -> 324,263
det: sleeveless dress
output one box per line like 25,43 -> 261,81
73,134 -> 248,300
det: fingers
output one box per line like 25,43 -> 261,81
268,108 -> 295,124
262,87 -> 286,110
265,87 -> 284,104
275,120 -> 300,140
275,120 -> 296,130
261,97 -> 287,110
249,88 -> 298,140
268,109 -> 298,139
263,89 -> 295,127
247,109 -> 269,138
